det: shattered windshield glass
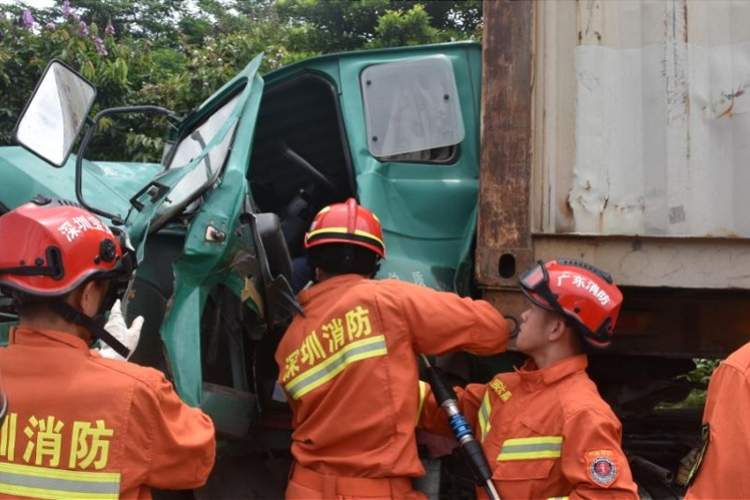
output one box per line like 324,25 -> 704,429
152,91 -> 242,226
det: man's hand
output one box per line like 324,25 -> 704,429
97,299 -> 144,361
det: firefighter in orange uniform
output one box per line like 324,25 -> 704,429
276,198 -> 511,499
0,201 -> 215,499
684,341 -> 750,498
421,259 -> 639,499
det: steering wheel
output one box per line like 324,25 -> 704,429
279,142 -> 337,192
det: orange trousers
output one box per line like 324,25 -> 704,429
286,463 -> 426,500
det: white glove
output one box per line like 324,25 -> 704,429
97,299 -> 144,361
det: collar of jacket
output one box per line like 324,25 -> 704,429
297,273 -> 368,306
515,354 -> 588,390
10,326 -> 92,354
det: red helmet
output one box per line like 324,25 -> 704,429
519,259 -> 623,348
0,201 -> 135,297
304,198 -> 385,258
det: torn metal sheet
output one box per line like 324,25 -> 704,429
559,0 -> 750,237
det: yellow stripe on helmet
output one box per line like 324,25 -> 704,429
305,227 -> 385,247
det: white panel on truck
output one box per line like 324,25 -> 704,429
536,0 -> 750,238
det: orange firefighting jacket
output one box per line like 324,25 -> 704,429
686,341 -> 750,499
420,355 -> 638,499
0,327 -> 216,499
275,274 -> 509,481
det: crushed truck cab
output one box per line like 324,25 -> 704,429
0,43 -> 484,443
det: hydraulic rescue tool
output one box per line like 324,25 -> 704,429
419,354 -> 501,500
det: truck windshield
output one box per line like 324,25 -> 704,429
159,92 -> 241,213
149,91 -> 243,230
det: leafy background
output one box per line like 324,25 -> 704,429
0,0 -> 481,161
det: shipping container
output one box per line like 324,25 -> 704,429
478,0 -> 750,359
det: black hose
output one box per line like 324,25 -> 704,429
420,355 -> 501,500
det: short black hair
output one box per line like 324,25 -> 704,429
9,290 -> 64,318
307,243 -> 380,277
5,278 -> 108,319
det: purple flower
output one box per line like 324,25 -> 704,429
94,36 -> 107,56
62,0 -> 71,18
105,21 -> 115,36
79,20 -> 88,36
45,21 -> 55,31
21,9 -> 35,28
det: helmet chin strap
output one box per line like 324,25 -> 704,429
49,302 -> 130,359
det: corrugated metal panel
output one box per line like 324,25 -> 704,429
478,0 -> 750,353
538,0 -> 750,237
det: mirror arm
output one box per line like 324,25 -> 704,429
75,117 -> 125,224
74,106 -> 181,225
91,105 -> 181,122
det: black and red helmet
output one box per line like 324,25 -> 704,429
0,202 -> 134,297
519,259 -> 623,348
0,201 -> 137,358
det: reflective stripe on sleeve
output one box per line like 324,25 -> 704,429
416,380 -> 428,425
497,436 -> 563,461
477,391 -> 492,442
285,335 -> 388,399
547,497 -> 569,499
0,462 -> 120,500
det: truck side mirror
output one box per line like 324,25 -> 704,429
13,59 -> 96,167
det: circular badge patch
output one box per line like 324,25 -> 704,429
590,456 -> 617,486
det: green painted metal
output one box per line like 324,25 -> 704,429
263,42 -> 482,293
0,43 -> 484,437
0,321 -> 13,346
0,147 -> 160,215
159,54 -> 265,407
0,56 -> 267,427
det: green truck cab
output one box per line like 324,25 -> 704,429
0,43 -> 483,443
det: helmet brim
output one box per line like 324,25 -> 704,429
305,235 -> 385,259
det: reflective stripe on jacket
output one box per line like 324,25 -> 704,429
275,274 -> 509,480
0,327 -> 216,499
421,355 -> 638,499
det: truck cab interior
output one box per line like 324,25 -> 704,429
248,72 -> 356,259
116,72 -> 360,421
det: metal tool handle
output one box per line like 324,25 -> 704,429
419,355 -> 501,500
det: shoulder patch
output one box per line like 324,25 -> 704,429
586,450 -> 618,487
489,377 -> 512,402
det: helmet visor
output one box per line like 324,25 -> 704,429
519,261 -> 563,314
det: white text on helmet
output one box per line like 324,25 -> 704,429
57,216 -> 110,242
557,271 -> 611,306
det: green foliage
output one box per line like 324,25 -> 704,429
0,0 -> 481,162
658,359 -> 720,409
58,0 -> 190,44
277,0 -> 481,52
368,4 -> 438,48
684,358 -> 720,386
